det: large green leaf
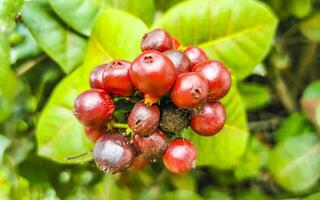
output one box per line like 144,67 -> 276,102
36,8 -> 148,163
155,0 -> 278,79
300,13 -> 320,42
181,79 -> 249,169
50,0 -> 155,36
269,134 -> 320,192
21,0 -> 87,73
0,0 -> 24,33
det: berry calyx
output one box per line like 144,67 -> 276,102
164,50 -> 191,75
133,129 -> 168,160
192,60 -> 231,101
191,102 -> 226,136
84,127 -> 104,142
141,29 -> 173,52
184,46 -> 208,68
171,72 -> 209,109
162,138 -> 197,174
130,50 -> 176,102
128,101 -> 160,136
73,89 -> 115,127
102,60 -> 135,97
160,105 -> 189,134
93,133 -> 134,174
89,65 -> 105,89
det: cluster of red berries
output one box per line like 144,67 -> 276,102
73,29 -> 231,174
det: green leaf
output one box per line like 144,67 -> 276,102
304,192 -> 320,200
155,0 -> 278,79
157,190 -> 204,200
36,8 -> 148,163
181,79 -> 249,169
301,80 -> 320,129
0,135 -> 11,165
0,0 -> 24,33
300,13 -> 320,42
289,0 -> 312,18
0,34 -> 21,122
238,82 -> 270,111
50,0 -> 155,36
21,0 -> 87,73
269,134 -> 320,192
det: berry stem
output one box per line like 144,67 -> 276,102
111,122 -> 129,129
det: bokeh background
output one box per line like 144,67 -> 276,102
1,0 -> 320,199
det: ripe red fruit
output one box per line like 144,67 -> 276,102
133,129 -> 168,160
163,138 -> 196,174
171,37 -> 180,49
141,29 -> 173,52
164,50 -> 191,75
93,133 -> 134,174
101,60 -> 135,97
192,60 -> 231,101
130,50 -> 176,103
128,101 -> 160,136
184,46 -> 208,68
129,154 -> 150,171
171,72 -> 209,109
191,102 -> 226,136
73,89 -> 115,127
89,65 -> 104,89
84,127 -> 104,142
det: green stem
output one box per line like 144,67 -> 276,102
111,123 -> 129,129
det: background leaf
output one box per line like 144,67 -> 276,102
155,0 -> 278,79
36,8 -> 148,163
0,135 -> 11,165
301,80 -> 320,129
21,0 -> 87,73
0,0 -> 24,33
300,13 -> 320,42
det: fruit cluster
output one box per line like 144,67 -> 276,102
73,29 -> 231,174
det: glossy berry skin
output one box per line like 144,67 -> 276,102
171,37 -> 180,49
128,102 -> 160,136
171,72 -> 209,109
89,65 -> 105,89
129,154 -> 150,171
192,60 -> 231,101
133,129 -> 168,160
93,133 -> 134,174
163,138 -> 196,174
164,50 -> 191,75
191,102 -> 226,136
141,29 -> 173,52
102,60 -> 135,97
84,127 -> 104,142
74,89 -> 115,127
184,46 -> 208,68
130,50 -> 176,102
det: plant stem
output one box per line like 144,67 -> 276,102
111,123 -> 128,129
16,55 -> 46,76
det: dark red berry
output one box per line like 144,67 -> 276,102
192,60 -> 231,101
141,29 -> 173,52
164,50 -> 191,75
130,50 -> 176,103
171,37 -> 180,49
128,101 -> 160,136
93,133 -> 134,174
89,65 -> 104,89
133,129 -> 168,160
102,60 -> 135,97
84,127 -> 104,142
74,89 -> 115,127
129,154 -> 150,171
171,72 -> 209,109
184,46 -> 208,68
163,138 -> 196,174
191,102 -> 226,136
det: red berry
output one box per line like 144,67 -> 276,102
171,37 -> 180,49
73,89 -> 115,127
171,72 -> 208,109
164,50 -> 191,75
130,50 -> 176,103
141,29 -> 173,52
89,65 -> 104,89
93,133 -> 134,174
128,101 -> 160,136
163,138 -> 196,174
192,60 -> 231,101
133,129 -> 168,160
84,127 -> 104,142
101,60 -> 135,97
191,102 -> 226,136
129,154 -> 150,171
184,46 -> 208,68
